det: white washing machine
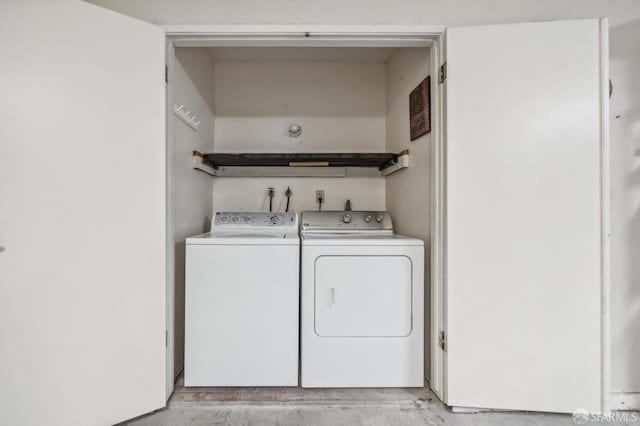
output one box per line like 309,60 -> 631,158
300,211 -> 424,388
185,212 -> 299,386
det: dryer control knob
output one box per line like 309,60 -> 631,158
270,215 -> 282,225
364,215 -> 372,223
342,214 -> 352,224
375,215 -> 384,223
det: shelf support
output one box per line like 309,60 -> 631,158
192,151 -> 217,176
381,150 -> 410,176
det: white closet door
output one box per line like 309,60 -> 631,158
444,19 -> 607,413
0,2 -> 166,426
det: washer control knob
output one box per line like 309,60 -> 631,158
231,216 -> 240,223
220,216 -> 229,223
364,215 -> 372,223
376,215 -> 384,223
342,214 -> 352,224
243,216 -> 252,223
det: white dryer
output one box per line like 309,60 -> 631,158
300,211 -> 424,388
185,212 -> 299,386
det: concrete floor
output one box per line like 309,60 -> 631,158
122,377 -> 633,425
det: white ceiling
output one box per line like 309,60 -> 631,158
207,47 -> 403,63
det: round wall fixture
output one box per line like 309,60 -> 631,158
288,124 -> 302,137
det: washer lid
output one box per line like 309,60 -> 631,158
187,232 -> 300,245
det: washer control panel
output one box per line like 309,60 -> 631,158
214,212 -> 297,228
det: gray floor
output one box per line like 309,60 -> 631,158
123,376 -> 635,425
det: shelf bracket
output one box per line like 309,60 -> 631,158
381,150 -> 409,176
192,151 -> 217,176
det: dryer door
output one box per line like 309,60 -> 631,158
314,255 -> 412,337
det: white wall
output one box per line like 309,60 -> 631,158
212,61 -> 386,212
384,48 -> 431,379
87,0 -> 640,395
213,178 -> 385,213
171,48 -> 215,377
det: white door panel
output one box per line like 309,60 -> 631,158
314,256 -> 412,337
444,19 -> 607,413
0,1 -> 166,425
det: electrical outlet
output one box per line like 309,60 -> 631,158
316,190 -> 325,203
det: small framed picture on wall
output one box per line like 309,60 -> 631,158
409,76 -> 431,141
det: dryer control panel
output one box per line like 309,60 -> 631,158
300,211 -> 393,236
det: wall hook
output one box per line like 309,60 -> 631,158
174,104 -> 199,131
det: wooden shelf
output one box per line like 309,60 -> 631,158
202,152 -> 398,169
192,151 -> 409,177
